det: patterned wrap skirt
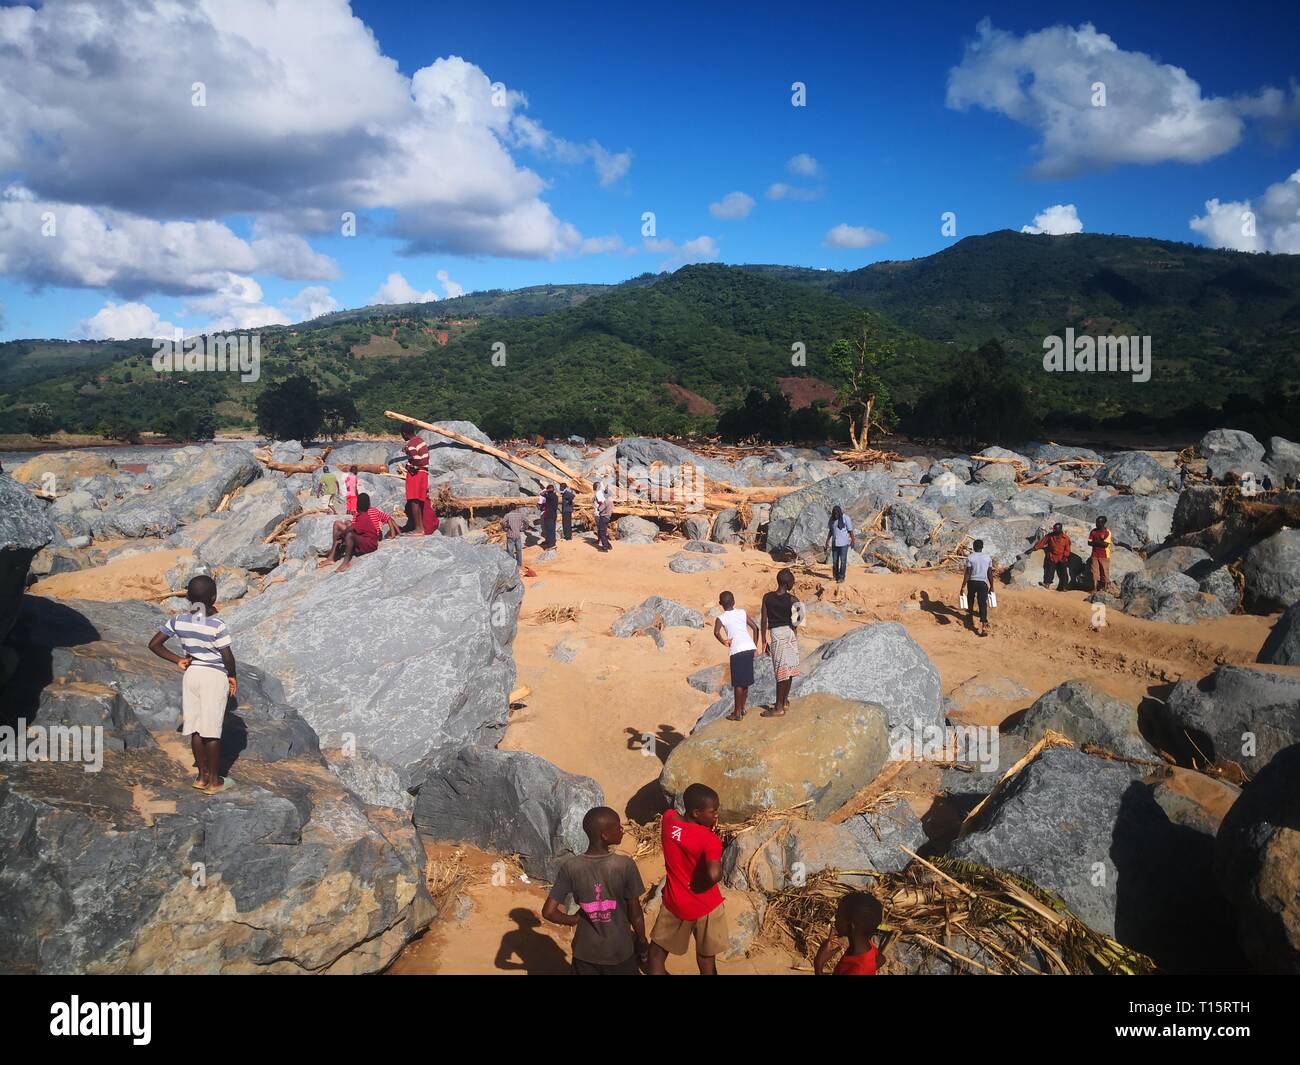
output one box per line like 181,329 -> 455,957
769,625 -> 800,681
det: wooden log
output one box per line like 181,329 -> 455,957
385,410 -> 582,488
528,448 -> 592,489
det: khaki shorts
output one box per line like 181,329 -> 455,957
182,665 -> 229,739
651,903 -> 729,957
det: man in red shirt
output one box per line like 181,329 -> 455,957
1031,522 -> 1072,591
1087,516 -> 1115,594
814,891 -> 882,975
646,783 -> 729,975
393,431 -> 434,534
330,493 -> 398,572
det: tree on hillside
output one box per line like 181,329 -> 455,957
827,323 -> 896,449
320,393 -> 358,438
255,376 -> 323,442
27,402 -> 56,438
717,387 -> 791,442
904,340 -> 1040,446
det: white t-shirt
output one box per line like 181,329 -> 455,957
718,608 -> 757,654
967,551 -> 993,583
829,514 -> 854,548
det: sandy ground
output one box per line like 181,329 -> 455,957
30,544 -> 189,601
32,530 -> 1291,975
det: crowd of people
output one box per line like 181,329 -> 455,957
142,431 -> 1181,974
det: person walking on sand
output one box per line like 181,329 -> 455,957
560,483 -> 576,542
960,538 -> 996,637
147,575 -> 237,794
1088,516 -> 1115,594
760,568 -> 802,717
594,480 -> 613,552
824,504 -> 855,586
501,506 -> 526,568
1031,522 -> 1071,591
539,484 -> 559,549
714,591 -> 759,721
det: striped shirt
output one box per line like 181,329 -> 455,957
159,611 -> 232,672
404,435 -> 430,471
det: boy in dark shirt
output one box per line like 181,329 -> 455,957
543,807 -> 648,974
647,782 -> 729,975
814,890 -> 883,975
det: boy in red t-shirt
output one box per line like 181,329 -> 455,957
814,890 -> 882,975
647,782 -> 729,975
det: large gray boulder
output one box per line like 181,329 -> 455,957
0,726 -> 433,973
885,501 -> 943,548
615,515 -> 658,543
1259,603 -> 1300,666
92,446 -> 261,539
227,538 -> 521,799
1,475 -> 55,647
696,622 -> 942,737
951,746 -> 1242,971
1159,666 -> 1300,775
412,745 -> 603,880
1096,452 -> 1180,494
1004,679 -> 1155,759
611,596 -> 704,637
1119,571 -> 1230,625
420,421 -> 538,492
722,798 -> 924,891
766,471 -> 899,558
1088,495 -> 1175,550
285,512 -> 341,560
5,596 -> 318,765
1240,529 -> 1300,612
327,441 -> 396,467
664,693 -> 891,820
1215,743 -> 1300,973
607,437 -> 748,487
191,477 -> 301,572
1198,429 -> 1266,481
1265,437 -> 1300,482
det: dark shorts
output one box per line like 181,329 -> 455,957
572,953 -> 640,975
729,649 -> 755,689
353,532 -> 379,555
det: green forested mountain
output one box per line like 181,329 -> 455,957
2,231 -> 1297,442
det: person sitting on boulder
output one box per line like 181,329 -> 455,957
646,783 -> 728,976
1087,516 -> 1114,595
760,568 -> 802,716
147,575 -> 236,795
1031,522 -> 1072,591
542,806 -> 648,975
329,493 -> 398,572
714,590 -> 759,722
814,890 -> 882,975
960,539 -> 996,637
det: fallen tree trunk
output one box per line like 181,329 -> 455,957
385,409 -> 581,488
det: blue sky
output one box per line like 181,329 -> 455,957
1,0 -> 1297,340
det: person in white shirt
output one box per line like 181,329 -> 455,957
824,505 -> 856,584
960,539 -> 997,637
713,591 -> 760,721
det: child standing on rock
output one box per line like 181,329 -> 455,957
147,575 -> 236,794
714,590 -> 758,721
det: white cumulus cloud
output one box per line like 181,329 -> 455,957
370,272 -> 440,305
1190,170 -> 1300,254
78,302 -> 178,341
644,236 -> 721,270
823,224 -> 889,249
786,154 -> 821,177
709,192 -> 756,220
946,19 -> 1296,176
1021,204 -> 1084,235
